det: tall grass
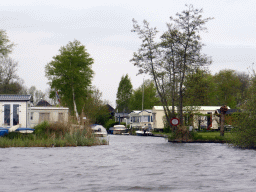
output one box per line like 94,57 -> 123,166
0,121 -> 107,148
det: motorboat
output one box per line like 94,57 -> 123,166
91,124 -> 108,137
135,126 -> 153,136
135,130 -> 154,136
113,125 -> 127,135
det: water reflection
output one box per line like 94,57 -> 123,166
1,135 -> 256,191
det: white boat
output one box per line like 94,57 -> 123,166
135,130 -> 153,136
113,125 -> 127,135
91,125 -> 108,137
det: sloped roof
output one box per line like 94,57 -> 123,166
115,113 -> 129,117
216,109 -> 241,114
153,106 -> 229,111
36,100 -> 51,106
106,104 -> 115,112
0,95 -> 31,101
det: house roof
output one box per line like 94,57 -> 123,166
0,95 -> 31,101
152,106 -> 229,111
129,110 -> 152,116
106,104 -> 115,112
216,109 -> 240,115
31,107 -> 69,110
115,113 -> 129,117
36,100 -> 51,106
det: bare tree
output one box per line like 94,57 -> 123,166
0,57 -> 22,94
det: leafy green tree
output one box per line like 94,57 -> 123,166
231,72 -> 256,148
45,40 -> 94,120
116,74 -> 133,112
184,69 -> 216,106
129,79 -> 160,110
235,71 -> 250,106
0,30 -> 14,56
83,86 -> 110,125
213,69 -> 242,108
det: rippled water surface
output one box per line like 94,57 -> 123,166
1,135 -> 256,192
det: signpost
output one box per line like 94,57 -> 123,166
170,118 -> 179,126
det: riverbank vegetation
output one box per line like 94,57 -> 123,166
153,129 -> 232,143
228,72 -> 256,149
0,121 -> 108,148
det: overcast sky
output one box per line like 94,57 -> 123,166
2,0 -> 256,108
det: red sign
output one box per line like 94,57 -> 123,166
170,118 -> 179,126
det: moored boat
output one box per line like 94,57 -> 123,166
135,130 -> 154,136
113,125 -> 127,135
0,125 -> 35,137
91,124 -> 108,137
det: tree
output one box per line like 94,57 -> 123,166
129,79 -> 161,110
45,39 -> 94,121
231,68 -> 256,148
0,57 -> 22,94
183,69 -> 215,106
27,86 -> 46,105
131,18 -> 175,130
83,86 -> 110,126
213,69 -> 242,108
168,5 -> 213,125
116,74 -> 133,113
0,30 -> 14,56
131,5 -> 212,128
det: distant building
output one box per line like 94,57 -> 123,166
129,110 -> 153,129
152,106 -> 230,131
36,99 -> 52,107
115,112 -> 129,124
106,104 -> 115,118
0,95 -> 69,128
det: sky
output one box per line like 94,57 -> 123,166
1,0 -> 256,108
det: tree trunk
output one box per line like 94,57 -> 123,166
220,113 -> 225,137
72,86 -> 80,124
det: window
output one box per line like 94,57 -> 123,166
4,104 -> 10,126
31,112 -> 34,120
39,113 -> 50,123
58,113 -> 64,122
13,105 -> 19,125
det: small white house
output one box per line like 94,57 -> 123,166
152,106 -> 230,131
0,95 -> 69,128
0,95 -> 32,128
129,110 -> 153,130
30,106 -> 69,127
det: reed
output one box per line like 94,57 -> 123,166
0,121 -> 106,148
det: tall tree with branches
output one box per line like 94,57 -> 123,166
131,5 -> 212,128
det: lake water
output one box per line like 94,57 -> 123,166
1,135 -> 256,192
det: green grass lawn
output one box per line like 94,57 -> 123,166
153,131 -> 233,142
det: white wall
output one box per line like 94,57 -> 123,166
0,101 -> 29,127
30,107 -> 69,128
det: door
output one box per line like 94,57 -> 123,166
3,104 -> 19,127
39,113 -> 50,123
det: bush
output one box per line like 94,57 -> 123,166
0,121 -> 106,148
104,119 -> 119,129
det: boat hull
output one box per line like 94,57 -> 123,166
135,130 -> 153,136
